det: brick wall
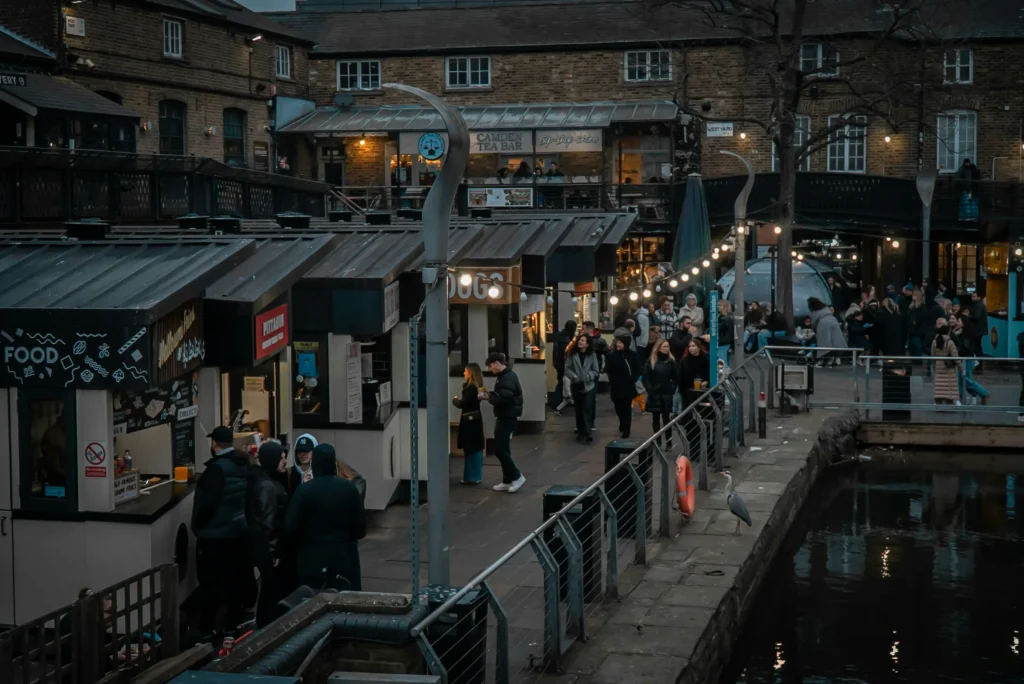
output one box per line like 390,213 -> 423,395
0,0 -> 58,50
306,40 -> 1024,181
24,0 -> 311,163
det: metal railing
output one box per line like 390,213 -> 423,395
407,352 -> 771,684
1,565 -> 179,684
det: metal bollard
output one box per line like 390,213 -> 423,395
757,391 -> 767,439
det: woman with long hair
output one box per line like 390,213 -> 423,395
564,334 -> 601,443
643,338 -> 677,445
454,363 -> 487,484
931,320 -> 961,405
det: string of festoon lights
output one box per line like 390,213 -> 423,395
450,231 -> 738,306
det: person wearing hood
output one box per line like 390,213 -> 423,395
563,334 -> 601,444
246,442 -> 289,627
285,443 -> 367,592
604,335 -> 642,438
809,297 -> 847,367
678,293 -> 705,334
289,433 -> 317,491
630,303 -> 651,358
191,426 -> 252,639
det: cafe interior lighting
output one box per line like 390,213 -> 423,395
459,273 -> 472,286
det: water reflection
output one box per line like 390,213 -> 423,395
723,468 -> 1024,683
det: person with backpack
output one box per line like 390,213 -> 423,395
480,352 -> 526,493
285,443 -> 367,591
191,426 -> 252,639
246,442 -> 289,627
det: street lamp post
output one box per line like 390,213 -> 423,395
916,170 -> 937,281
385,83 -> 470,588
719,151 -> 755,369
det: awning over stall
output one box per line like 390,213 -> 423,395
204,235 -> 340,368
278,100 -> 678,135
0,239 -> 255,390
0,73 -> 139,119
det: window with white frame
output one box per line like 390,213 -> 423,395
276,45 -> 292,79
943,48 -> 973,84
772,115 -> 812,172
337,60 -> 381,91
162,19 -> 183,58
936,110 -> 977,173
446,56 -> 491,88
800,43 -> 839,77
826,114 -> 867,172
624,50 -> 672,82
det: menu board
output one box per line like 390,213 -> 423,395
172,418 -> 195,468
113,372 -> 198,468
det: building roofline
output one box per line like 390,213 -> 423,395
0,24 -> 57,60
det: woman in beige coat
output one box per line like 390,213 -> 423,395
931,325 -> 961,405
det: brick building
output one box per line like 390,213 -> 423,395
0,0 -> 313,167
269,0 -> 1023,189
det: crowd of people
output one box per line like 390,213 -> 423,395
190,426 -> 368,640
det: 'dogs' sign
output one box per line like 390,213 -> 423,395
447,265 -> 521,305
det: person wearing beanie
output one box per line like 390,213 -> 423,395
603,335 -> 642,438
247,442 -> 289,627
285,443 -> 367,591
289,433 -> 318,491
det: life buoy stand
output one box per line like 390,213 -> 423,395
676,456 -> 695,518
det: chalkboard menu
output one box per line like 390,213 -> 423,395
113,372 -> 198,467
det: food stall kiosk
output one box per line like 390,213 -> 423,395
0,237 -> 254,625
202,235 -> 339,463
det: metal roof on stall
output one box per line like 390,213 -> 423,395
303,230 -> 425,286
405,225 -> 485,271
278,100 -> 678,134
456,220 -> 546,267
0,239 -> 254,325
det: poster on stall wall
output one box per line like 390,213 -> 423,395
112,371 -> 198,467
346,342 -> 363,424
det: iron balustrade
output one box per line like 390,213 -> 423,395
0,147 -> 330,224
407,351 -> 773,684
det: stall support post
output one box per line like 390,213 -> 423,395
386,83 -> 470,587
709,290 -> 719,387
720,151 -> 754,371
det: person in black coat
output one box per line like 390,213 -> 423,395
604,336 -> 642,438
454,363 -> 486,484
643,338 -> 677,447
668,316 -> 693,360
872,299 -> 907,357
553,320 -> 577,382
285,444 -> 367,592
482,353 -> 526,492
247,442 -> 289,627
677,339 -> 712,405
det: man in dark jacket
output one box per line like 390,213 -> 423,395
553,320 -> 577,383
668,316 -> 693,360
969,291 -> 988,365
191,426 -> 251,638
285,443 -> 367,591
247,442 -> 289,627
603,335 -> 642,438
482,352 -> 526,493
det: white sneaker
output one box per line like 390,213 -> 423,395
492,482 -> 511,492
508,475 -> 527,493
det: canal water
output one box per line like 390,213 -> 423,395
722,466 -> 1024,683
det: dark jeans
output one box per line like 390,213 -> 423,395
651,408 -> 672,449
255,563 -> 282,628
574,388 -> 595,436
612,397 -> 633,436
197,537 -> 250,635
494,417 -> 521,483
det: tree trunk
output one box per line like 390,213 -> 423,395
777,152 -> 796,335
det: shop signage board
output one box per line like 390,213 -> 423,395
253,141 -> 270,172
0,72 -> 27,87
383,281 -> 401,333
0,323 -> 153,390
255,303 -> 289,362
467,187 -> 533,208
399,131 -> 449,155
470,131 -> 533,154
113,471 -> 140,505
535,129 -> 603,153
154,299 -> 205,386
447,265 -> 522,305
706,122 -> 734,137
345,342 -> 362,424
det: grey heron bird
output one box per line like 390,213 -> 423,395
718,471 -> 752,534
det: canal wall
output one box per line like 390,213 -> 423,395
565,409 -> 861,684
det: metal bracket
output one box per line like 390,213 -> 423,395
530,536 -> 562,672
482,580 -> 510,684
651,441 -> 672,538
556,516 -> 586,642
623,461 -> 647,567
594,486 -> 619,599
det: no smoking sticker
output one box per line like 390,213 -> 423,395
84,441 -> 106,465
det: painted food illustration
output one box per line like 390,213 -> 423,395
145,398 -> 165,419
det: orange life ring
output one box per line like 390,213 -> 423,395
676,456 -> 695,518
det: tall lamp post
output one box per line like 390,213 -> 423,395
720,151 -> 755,369
916,170 -> 937,281
385,83 -> 470,587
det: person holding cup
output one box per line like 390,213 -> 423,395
453,363 -> 487,484
677,339 -> 711,410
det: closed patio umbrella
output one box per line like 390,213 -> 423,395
672,173 -> 714,302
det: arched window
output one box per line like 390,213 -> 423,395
223,108 -> 246,166
159,99 -> 186,155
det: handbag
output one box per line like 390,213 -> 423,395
462,410 -> 482,421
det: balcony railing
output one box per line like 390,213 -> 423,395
329,182 -> 680,223
0,147 -> 331,224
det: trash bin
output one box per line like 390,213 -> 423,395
421,584 -> 488,684
542,485 -> 602,603
881,360 -> 912,421
603,440 -> 652,540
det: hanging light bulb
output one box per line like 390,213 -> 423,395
691,266 -> 699,275
520,292 -> 528,302
669,278 -> 679,288
852,254 -> 858,261
956,242 -> 962,248
628,291 -> 639,302
459,273 -> 472,286
681,274 -> 690,282
547,295 -> 554,305
736,225 -> 745,234
610,295 -> 619,305
655,285 -> 662,292
891,240 -> 900,248
885,236 -> 891,242
1015,247 -> 1023,257
774,226 -> 782,234
702,259 -> 711,268
712,252 -> 720,260
572,296 -> 579,304
797,253 -> 804,260
487,285 -> 501,298
643,288 -> 652,298
791,251 -> 797,257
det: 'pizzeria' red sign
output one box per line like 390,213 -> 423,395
255,304 -> 289,362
